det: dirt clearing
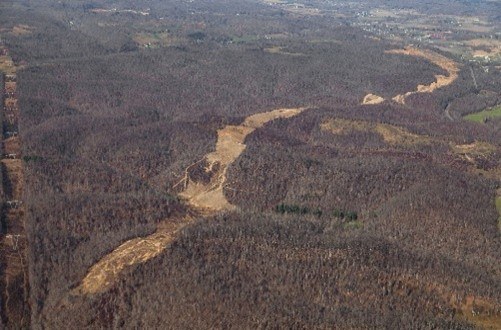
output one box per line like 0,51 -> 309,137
179,107 -> 306,212
74,107 -> 307,295
73,220 -> 190,295
386,47 -> 460,104
362,93 -> 385,105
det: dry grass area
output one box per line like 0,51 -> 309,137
386,47 -> 460,104
361,93 -> 385,105
467,38 -> 501,58
455,16 -> 494,33
321,118 -> 433,146
451,142 -> 498,156
457,295 -> 501,329
75,107 -> 307,295
0,56 -> 16,75
11,25 -> 33,36
370,9 -> 421,19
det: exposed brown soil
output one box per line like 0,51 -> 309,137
359,48 -> 459,105
387,47 -> 460,104
74,107 -> 307,295
361,93 -> 385,105
73,220 -> 191,295
179,107 -> 306,211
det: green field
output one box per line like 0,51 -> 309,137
464,105 -> 501,123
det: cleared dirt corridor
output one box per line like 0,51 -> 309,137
74,107 -> 307,295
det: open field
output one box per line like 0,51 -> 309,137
464,105 -> 501,123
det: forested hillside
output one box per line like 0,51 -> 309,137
0,0 -> 499,328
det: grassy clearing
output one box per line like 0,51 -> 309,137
464,105 -> 501,123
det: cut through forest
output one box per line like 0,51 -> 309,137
76,107 -> 306,295
0,0 -> 500,328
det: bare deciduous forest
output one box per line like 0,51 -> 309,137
0,0 -> 500,328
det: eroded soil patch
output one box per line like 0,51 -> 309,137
74,107 -> 307,295
74,221 -> 190,295
179,107 -> 306,211
387,47 -> 460,104
362,93 -> 385,105
361,47 -> 460,105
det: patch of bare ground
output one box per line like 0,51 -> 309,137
4,81 -> 16,93
74,107 -> 307,295
361,93 -> 385,105
386,47 -> 460,104
72,220 -> 191,295
0,56 -> 16,75
179,107 -> 306,211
